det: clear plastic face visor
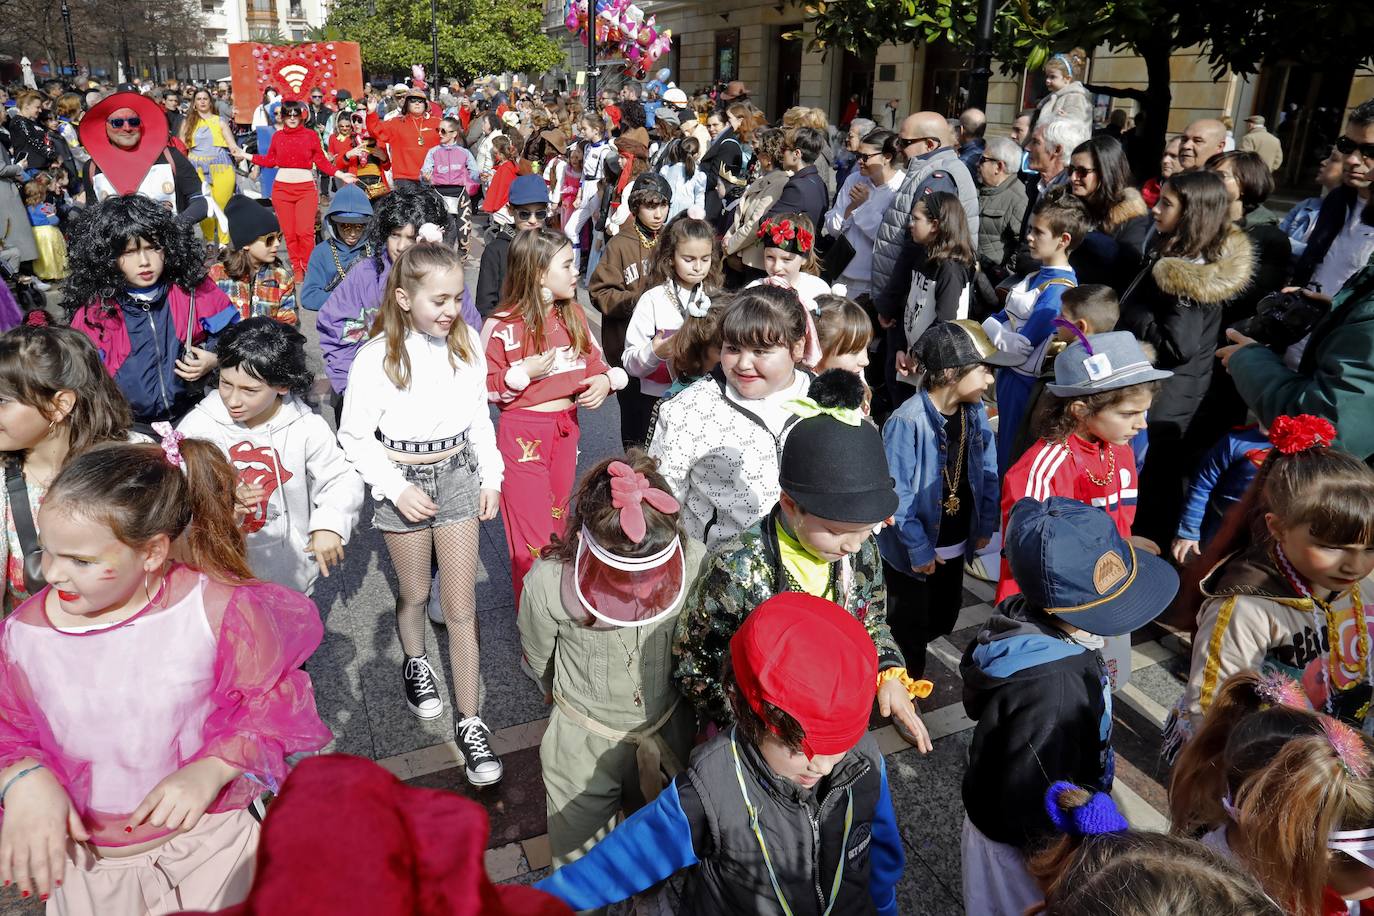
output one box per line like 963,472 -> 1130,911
573,527 -> 685,628
1330,827 -> 1374,869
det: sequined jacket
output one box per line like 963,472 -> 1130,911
672,506 -> 904,726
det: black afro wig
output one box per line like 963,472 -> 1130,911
364,184 -> 450,276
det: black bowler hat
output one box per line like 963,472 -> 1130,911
779,370 -> 898,524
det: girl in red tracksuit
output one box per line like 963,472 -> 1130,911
235,100 -> 357,282
483,227 -> 626,606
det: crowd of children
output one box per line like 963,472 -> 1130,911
4,83 -> 1374,916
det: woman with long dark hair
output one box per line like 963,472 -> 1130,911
1066,135 -> 1152,291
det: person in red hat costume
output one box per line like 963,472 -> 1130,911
233,99 -> 358,284
183,754 -> 573,916
536,592 -> 906,915
366,83 -> 442,188
79,89 -> 210,227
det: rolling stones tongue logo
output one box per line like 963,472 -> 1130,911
229,441 -> 294,534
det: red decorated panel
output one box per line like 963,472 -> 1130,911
228,42 -> 364,123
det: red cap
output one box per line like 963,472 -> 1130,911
185,754 -> 573,916
730,593 -> 878,758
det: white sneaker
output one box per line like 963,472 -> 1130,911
456,716 -> 503,787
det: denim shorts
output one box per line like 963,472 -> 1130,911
371,446 -> 480,533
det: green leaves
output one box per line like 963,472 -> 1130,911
325,0 -> 561,80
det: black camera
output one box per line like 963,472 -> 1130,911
1231,289 -> 1330,352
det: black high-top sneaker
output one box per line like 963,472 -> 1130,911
402,654 -> 443,719
456,716 -> 503,786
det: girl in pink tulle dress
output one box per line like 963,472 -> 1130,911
0,429 -> 331,914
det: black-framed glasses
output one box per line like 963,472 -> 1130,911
860,150 -> 887,162
977,156 -> 1001,168
515,208 -> 550,221
1067,165 -> 1097,179
107,116 -> 142,128
1335,135 -> 1374,161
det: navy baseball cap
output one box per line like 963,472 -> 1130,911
1005,496 -> 1178,636
508,174 -> 550,207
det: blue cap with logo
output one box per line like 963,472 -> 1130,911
1004,496 -> 1178,636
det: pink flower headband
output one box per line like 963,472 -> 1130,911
151,421 -> 186,469
607,461 -> 678,543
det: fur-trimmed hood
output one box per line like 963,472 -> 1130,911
1151,227 -> 1255,307
1102,187 -> 1149,233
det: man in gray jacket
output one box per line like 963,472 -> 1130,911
976,136 -> 1029,283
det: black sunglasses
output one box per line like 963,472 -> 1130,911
107,116 -> 142,128
515,208 -> 550,221
1335,135 -> 1374,160
898,136 -> 937,148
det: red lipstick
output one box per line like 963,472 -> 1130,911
56,589 -> 79,602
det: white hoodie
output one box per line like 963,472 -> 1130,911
178,392 -> 364,595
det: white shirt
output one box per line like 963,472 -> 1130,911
622,281 -> 712,397
338,328 -> 503,502
823,170 -> 904,298
1311,200 -> 1374,297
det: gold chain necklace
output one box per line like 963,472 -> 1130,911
634,222 -> 656,251
942,407 -> 967,516
1080,439 -> 1117,488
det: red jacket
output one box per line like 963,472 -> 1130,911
327,133 -> 359,174
252,125 -> 338,176
366,111 -> 441,181
482,309 -> 613,411
481,160 -> 519,214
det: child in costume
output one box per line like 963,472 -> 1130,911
177,317 -> 362,595
340,242 -> 505,785
1169,423 -> 1270,565
983,189 -> 1089,470
996,332 -> 1172,603
483,227 -> 625,607
0,432 -> 331,910
1174,416 -> 1374,741
960,496 -> 1178,916
421,117 -> 478,251
22,178 -> 66,281
0,326 -> 133,613
621,216 -> 721,404
63,194 -> 239,427
647,285 -> 811,552
1168,671 -> 1374,916
880,320 -> 1014,675
537,592 -> 906,916
209,196 -> 299,325
590,172 -> 671,447
299,183 -> 374,313
745,213 -> 831,310
518,452 -> 705,869
674,369 -> 931,748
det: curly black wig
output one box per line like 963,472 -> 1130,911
365,184 -> 450,276
61,195 -> 209,317
214,316 -> 315,401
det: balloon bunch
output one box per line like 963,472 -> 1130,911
564,0 -> 673,81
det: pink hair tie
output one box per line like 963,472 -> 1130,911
151,422 -> 186,469
607,461 -> 679,543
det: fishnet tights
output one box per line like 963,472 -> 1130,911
383,520 -> 482,718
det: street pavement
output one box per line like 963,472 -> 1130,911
0,239 -> 1196,915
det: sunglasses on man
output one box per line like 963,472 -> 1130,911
107,116 -> 142,129
1335,135 -> 1374,161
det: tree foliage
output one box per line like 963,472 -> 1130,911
0,0 -> 209,78
325,0 -> 562,81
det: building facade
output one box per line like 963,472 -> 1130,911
195,0 -> 331,78
541,0 -> 1371,188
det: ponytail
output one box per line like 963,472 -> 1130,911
46,439 -> 253,584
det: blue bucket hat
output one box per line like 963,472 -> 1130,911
1046,330 -> 1172,397
508,174 -> 550,207
1005,496 -> 1178,636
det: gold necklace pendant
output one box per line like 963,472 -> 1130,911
943,493 -> 961,516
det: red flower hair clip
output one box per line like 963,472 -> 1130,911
757,217 -> 813,255
1269,414 -> 1336,455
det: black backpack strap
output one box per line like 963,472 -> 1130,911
5,461 -> 37,562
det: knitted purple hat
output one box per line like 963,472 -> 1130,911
1044,781 -> 1130,837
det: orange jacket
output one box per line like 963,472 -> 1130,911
366,110 -> 441,181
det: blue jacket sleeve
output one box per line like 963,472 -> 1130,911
882,409 -> 935,571
975,406 -> 1000,543
300,243 -> 334,313
869,758 -> 904,916
1176,433 -> 1235,541
1019,282 -> 1072,346
535,778 -> 700,910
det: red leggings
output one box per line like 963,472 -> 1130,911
497,407 -> 579,609
270,179 -> 318,282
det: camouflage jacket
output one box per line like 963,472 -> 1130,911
672,506 -> 904,726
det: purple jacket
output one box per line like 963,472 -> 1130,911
318,252 -> 480,393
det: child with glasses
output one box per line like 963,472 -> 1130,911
209,195 -> 299,325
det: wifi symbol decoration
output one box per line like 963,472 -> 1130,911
278,64 -> 310,93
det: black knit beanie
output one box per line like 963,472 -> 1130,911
225,195 -> 281,251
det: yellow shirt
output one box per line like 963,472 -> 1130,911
775,520 -> 832,600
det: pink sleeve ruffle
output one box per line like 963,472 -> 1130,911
198,581 -> 332,810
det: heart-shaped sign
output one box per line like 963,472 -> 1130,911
78,91 -> 171,197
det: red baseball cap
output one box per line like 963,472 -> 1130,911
730,593 -> 878,758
